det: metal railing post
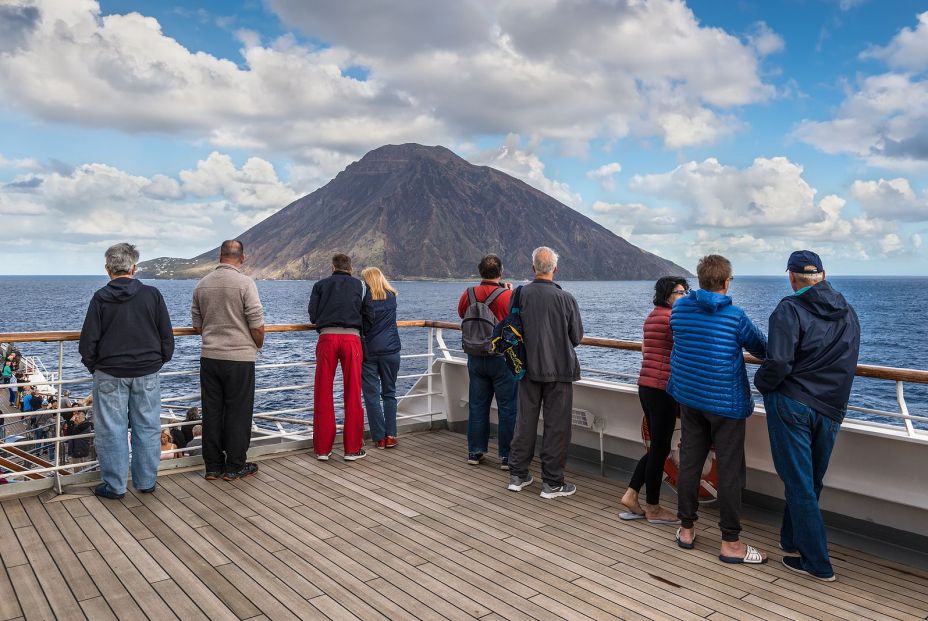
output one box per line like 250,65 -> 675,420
428,327 -> 434,430
54,341 -> 64,494
897,381 -> 915,438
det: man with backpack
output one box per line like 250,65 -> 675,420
457,254 -> 517,469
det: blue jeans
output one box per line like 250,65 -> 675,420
764,391 -> 840,578
362,353 -> 401,441
92,370 -> 162,494
466,355 -> 517,458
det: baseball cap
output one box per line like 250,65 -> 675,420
786,250 -> 823,274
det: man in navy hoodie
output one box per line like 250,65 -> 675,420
79,243 -> 174,499
755,250 -> 860,582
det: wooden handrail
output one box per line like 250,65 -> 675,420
3,321 -> 927,384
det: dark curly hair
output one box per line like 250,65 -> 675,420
653,276 -> 689,307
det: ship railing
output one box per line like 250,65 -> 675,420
431,322 -> 928,438
0,321 -> 443,495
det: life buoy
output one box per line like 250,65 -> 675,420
641,415 -> 718,502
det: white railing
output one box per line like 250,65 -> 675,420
0,323 -> 442,494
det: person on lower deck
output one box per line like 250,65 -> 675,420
192,240 -> 265,482
667,254 -> 768,564
360,266 -> 402,450
506,247 -> 584,499
309,253 -> 374,462
755,250 -> 860,582
457,254 -> 517,469
78,242 -> 174,499
620,276 -> 689,525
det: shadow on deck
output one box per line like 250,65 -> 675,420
2,429 -> 927,621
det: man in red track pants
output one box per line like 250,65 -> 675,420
308,254 -> 374,461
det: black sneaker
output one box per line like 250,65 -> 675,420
500,457 -> 510,471
467,453 -> 484,465
223,462 -> 259,481
782,556 -> 835,581
137,484 -> 157,494
344,449 -> 367,462
93,483 -> 125,500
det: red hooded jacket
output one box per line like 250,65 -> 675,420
638,305 -> 673,390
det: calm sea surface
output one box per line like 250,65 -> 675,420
1,276 -> 924,429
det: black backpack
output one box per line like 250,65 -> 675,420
492,285 -> 527,380
461,286 -> 506,355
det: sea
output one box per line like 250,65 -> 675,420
1,275 -> 924,430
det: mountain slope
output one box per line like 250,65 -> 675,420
138,144 -> 690,280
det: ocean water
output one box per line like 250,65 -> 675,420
0,275 -> 924,429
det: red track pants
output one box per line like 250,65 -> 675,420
313,333 -> 364,455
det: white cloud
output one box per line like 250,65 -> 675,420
879,233 -> 904,253
747,22 -> 785,57
591,200 -> 680,235
586,163 -> 622,191
860,11 -> 928,72
473,134 -> 582,207
0,0 -> 775,163
795,13 -> 928,169
179,152 -> 297,210
850,178 -> 928,221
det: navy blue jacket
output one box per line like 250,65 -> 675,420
362,291 -> 401,356
79,277 -> 175,378
667,290 -> 767,419
308,271 -> 374,332
754,281 -> 860,422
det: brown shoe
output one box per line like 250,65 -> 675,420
385,436 -> 398,448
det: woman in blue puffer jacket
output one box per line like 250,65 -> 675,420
360,267 -> 402,450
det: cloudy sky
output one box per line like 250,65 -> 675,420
1,0 -> 927,275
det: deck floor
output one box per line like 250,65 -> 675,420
1,429 -> 927,621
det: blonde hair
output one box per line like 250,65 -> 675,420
361,267 -> 397,301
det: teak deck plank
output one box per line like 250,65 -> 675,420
3,429 -> 927,621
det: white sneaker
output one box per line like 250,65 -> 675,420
540,481 -> 577,499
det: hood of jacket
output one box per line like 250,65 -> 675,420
692,289 -> 732,313
97,277 -> 143,303
789,280 -> 849,321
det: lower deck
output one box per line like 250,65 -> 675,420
2,430 -> 927,620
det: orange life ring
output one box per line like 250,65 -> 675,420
641,415 -> 718,502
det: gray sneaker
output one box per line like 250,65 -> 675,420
540,481 -> 577,499
507,474 -> 534,491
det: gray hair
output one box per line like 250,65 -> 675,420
793,271 -> 824,286
105,243 -> 139,275
192,424 -> 203,437
532,246 -> 559,274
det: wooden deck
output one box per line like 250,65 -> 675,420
1,429 -> 927,621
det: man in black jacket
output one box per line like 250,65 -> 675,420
308,254 -> 374,462
755,250 -> 860,582
79,243 -> 174,499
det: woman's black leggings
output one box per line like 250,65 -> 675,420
628,386 -> 679,505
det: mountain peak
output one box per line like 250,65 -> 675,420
138,144 -> 691,280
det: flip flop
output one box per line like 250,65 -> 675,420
648,517 -> 682,525
719,545 -> 768,565
618,511 -> 646,521
675,527 -> 695,550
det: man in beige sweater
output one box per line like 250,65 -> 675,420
192,240 -> 265,481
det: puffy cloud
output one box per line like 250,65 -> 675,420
179,152 -> 298,210
0,0 -> 775,162
747,22 -> 785,57
860,11 -> 928,72
879,233 -> 904,254
586,162 -> 622,191
591,200 -> 680,235
795,13 -> 928,168
850,178 -> 928,221
472,134 -> 582,207
0,3 -> 40,53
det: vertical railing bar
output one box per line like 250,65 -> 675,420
428,327 -> 434,430
53,341 -> 64,494
897,381 -> 915,438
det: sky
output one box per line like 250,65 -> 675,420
1,0 -> 927,276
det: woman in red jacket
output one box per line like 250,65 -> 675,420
620,276 -> 689,524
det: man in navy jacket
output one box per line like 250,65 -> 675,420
308,254 -> 374,462
755,250 -> 860,582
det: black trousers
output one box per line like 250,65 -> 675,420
628,386 -> 679,505
200,357 -> 255,473
676,405 -> 746,542
508,380 -> 573,487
